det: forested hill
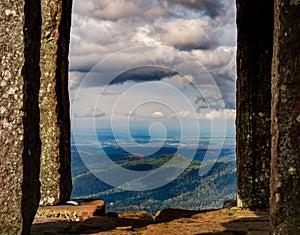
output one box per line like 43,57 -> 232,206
71,150 -> 236,215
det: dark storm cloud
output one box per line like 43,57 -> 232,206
109,66 -> 236,110
70,66 -> 178,89
109,66 -> 178,85
166,0 -> 226,18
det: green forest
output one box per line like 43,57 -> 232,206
71,152 -> 236,215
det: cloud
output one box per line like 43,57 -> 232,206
197,109 -> 236,120
73,0 -> 150,20
152,112 -> 164,118
74,107 -> 105,118
191,46 -> 237,109
69,0 -> 236,72
69,0 -> 237,126
210,74 -> 236,109
166,0 -> 227,18
69,57 -> 235,110
172,110 -> 193,118
162,74 -> 194,89
109,66 -> 178,85
160,19 -> 221,50
124,112 -> 136,117
144,4 -> 171,18
134,25 -> 162,46
193,81 -> 229,111
73,0 -> 231,21
69,46 -> 191,89
69,71 -> 86,90
191,46 -> 236,71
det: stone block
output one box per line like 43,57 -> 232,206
0,0 -> 41,233
39,0 -> 72,206
270,0 -> 300,233
236,0 -> 274,210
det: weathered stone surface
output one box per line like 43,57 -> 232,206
270,0 -> 300,233
32,208 -> 270,234
0,0 -> 41,234
39,0 -> 72,206
236,0 -> 274,210
36,200 -> 105,221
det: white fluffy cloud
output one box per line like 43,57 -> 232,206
152,112 -> 164,118
197,109 -> 236,120
160,19 -> 220,50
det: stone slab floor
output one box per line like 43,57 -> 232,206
32,201 -> 270,235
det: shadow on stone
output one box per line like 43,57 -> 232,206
194,208 -> 269,235
32,205 -> 270,234
32,216 -> 152,234
154,208 -> 216,223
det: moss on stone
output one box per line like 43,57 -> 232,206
39,0 -> 72,206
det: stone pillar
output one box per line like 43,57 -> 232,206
39,0 -> 73,206
236,0 -> 274,209
0,0 -> 41,234
270,0 -> 300,233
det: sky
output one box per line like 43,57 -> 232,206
69,0 -> 237,137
